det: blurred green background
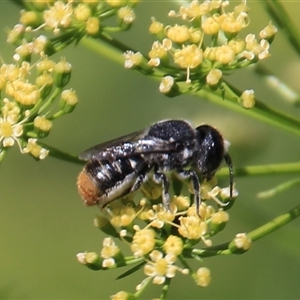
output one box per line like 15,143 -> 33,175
1,1 -> 300,299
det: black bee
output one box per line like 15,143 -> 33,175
77,119 -> 233,213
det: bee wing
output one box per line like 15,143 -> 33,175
79,129 -> 147,161
89,138 -> 180,161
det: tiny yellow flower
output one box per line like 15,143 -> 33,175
215,45 -> 235,65
206,68 -> 222,86
228,38 -> 246,54
61,89 -> 78,106
34,116 -> 53,133
174,44 -> 203,69
241,89 -> 255,108
32,35 -> 49,54
188,27 -> 202,43
118,6 -> 135,24
43,1 -> 73,33
178,215 -> 207,240
147,203 -> 176,228
179,1 -> 211,20
211,209 -> 229,224
196,267 -> 211,287
7,24 -> 25,44
110,205 -> 137,227
7,80 -> 40,106
171,195 -> 190,211
166,24 -> 190,43
23,138 -> 49,159
0,117 -> 23,147
233,233 -> 252,251
149,18 -> 164,36
74,3 -> 91,21
163,235 -> 183,256
159,76 -> 175,94
20,10 -> 40,27
105,0 -> 126,7
144,250 -> 177,285
110,291 -> 136,300
131,229 -> 156,257
260,21 -> 277,41
86,17 -> 100,35
101,237 -> 120,267
36,57 -> 56,73
124,51 -> 143,69
202,17 -> 220,35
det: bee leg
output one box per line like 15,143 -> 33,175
131,173 -> 148,192
153,172 -> 170,212
178,170 -> 201,216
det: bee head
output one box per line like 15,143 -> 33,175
194,125 -> 225,178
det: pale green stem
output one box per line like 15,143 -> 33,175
159,277 -> 171,300
217,162 -> 300,178
247,203 -> 300,242
255,64 -> 300,106
264,0 -> 300,56
191,203 -> 300,257
38,142 -> 82,165
134,276 -> 152,298
257,177 -> 300,198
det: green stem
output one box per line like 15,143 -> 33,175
263,0 -> 300,56
134,277 -> 152,298
217,162 -> 300,178
201,81 -> 300,137
0,148 -> 6,163
247,203 -> 300,242
38,142 -> 83,165
254,64 -> 300,106
257,177 -> 300,198
191,203 -> 300,258
160,278 -> 171,300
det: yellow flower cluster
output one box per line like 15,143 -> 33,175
125,0 -> 276,104
0,55 -> 78,160
8,0 -> 140,57
77,178 -> 239,297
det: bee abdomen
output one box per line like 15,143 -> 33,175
77,157 -> 144,207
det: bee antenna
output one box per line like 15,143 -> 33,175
224,153 -> 234,199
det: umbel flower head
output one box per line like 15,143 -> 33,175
124,0 -> 276,108
0,54 -> 78,162
77,176 -> 240,299
7,0 -> 140,57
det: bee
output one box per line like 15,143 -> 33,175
77,119 -> 233,213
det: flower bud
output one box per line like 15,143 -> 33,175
54,58 -> 72,87
86,17 -> 100,35
159,75 -> 180,97
149,18 -> 165,40
7,24 -> 25,45
118,6 -> 135,30
206,69 -> 222,86
74,4 -> 91,21
110,291 -> 137,300
33,116 -> 52,138
20,10 -> 42,28
35,72 -> 53,98
240,89 -> 255,108
210,209 -> 229,234
229,233 -> 252,254
59,89 -> 78,113
196,267 -> 211,287
76,252 -> 103,270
